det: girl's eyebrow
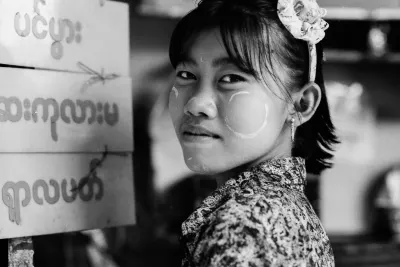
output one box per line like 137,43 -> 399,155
179,56 -> 196,67
179,55 -> 236,68
211,57 -> 236,68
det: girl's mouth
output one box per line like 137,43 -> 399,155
181,124 -> 220,144
183,131 -> 219,138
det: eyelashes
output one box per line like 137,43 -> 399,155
176,71 -> 247,85
176,71 -> 196,80
219,74 -> 247,84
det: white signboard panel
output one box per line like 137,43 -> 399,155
0,67 -> 133,153
0,153 -> 135,239
0,0 -> 129,76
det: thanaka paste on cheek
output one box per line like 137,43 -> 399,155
168,87 -> 178,110
168,86 -> 183,127
224,91 -> 269,139
172,86 -> 179,98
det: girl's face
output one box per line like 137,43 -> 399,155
169,29 -> 291,174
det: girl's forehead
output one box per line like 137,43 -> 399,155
189,30 -> 227,59
179,31 -> 233,68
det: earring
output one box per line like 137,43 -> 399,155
291,117 -> 295,142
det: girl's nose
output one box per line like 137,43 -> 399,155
183,94 -> 217,119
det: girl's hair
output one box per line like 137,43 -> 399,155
169,0 -> 339,175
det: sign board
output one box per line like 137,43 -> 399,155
0,153 -> 135,239
0,67 -> 133,153
0,0 -> 130,76
0,0 -> 135,240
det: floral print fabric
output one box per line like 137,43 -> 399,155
180,157 -> 334,267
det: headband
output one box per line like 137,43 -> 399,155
277,0 -> 329,82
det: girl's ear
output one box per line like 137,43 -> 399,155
292,82 -> 322,126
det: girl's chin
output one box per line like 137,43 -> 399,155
185,160 -> 218,175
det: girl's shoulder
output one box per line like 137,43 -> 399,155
216,187 -> 309,227
225,177 -> 310,215
200,191 -> 334,266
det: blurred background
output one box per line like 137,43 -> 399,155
2,0 -> 400,266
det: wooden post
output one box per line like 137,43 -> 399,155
8,237 -> 34,267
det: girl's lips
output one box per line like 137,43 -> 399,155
181,124 -> 220,138
180,124 -> 221,144
183,132 -> 219,138
182,132 -> 219,143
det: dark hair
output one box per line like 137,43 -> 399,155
169,0 -> 339,175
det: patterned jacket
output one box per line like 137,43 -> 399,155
180,157 -> 335,267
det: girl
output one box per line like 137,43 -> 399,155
168,0 -> 339,266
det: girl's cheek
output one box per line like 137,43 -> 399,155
168,86 -> 183,125
223,91 -> 269,139
171,86 -> 179,98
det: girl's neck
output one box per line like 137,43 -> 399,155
214,164 -> 249,187
214,150 -> 293,187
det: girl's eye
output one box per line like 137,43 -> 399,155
177,71 -> 196,80
220,74 -> 246,84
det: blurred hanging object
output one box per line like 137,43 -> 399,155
375,166 -> 400,243
325,81 -> 376,164
83,230 -> 119,267
368,23 -> 390,58
137,0 -> 196,17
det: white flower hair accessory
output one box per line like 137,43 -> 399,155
277,0 -> 329,82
